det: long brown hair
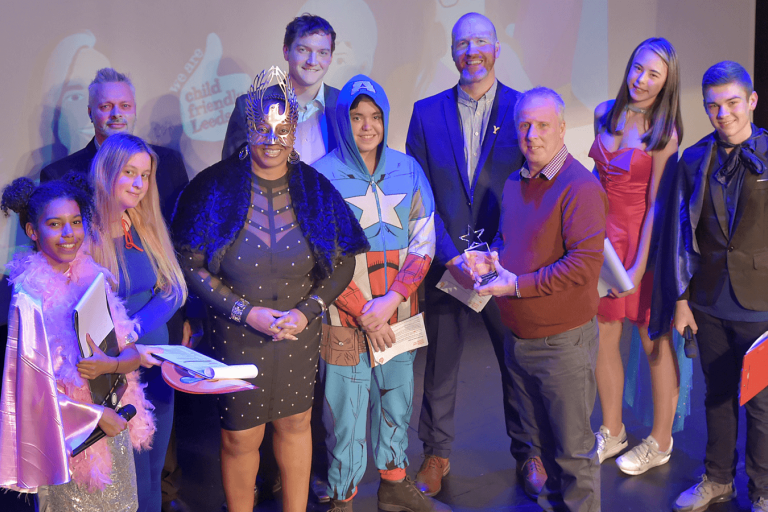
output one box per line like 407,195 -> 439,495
89,133 -> 187,303
603,37 -> 683,151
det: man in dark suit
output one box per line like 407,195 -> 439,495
39,68 -> 189,225
650,61 -> 768,512
405,12 -> 543,499
39,67 -> 191,512
222,14 -> 339,164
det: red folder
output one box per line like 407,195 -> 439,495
740,331 -> 768,406
161,361 -> 256,395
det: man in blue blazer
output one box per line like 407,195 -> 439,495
406,12 -> 543,499
222,14 -> 339,164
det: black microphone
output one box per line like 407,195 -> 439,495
71,404 -> 136,457
683,326 -> 698,359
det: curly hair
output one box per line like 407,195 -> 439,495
1,171 -> 94,230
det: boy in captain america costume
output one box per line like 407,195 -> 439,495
313,75 -> 448,512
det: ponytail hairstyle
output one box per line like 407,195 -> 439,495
603,37 -> 684,151
1,171 -> 94,234
88,133 -> 187,303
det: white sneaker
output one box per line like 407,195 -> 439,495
673,474 -> 735,511
754,497 -> 768,512
617,435 -> 672,475
595,424 -> 628,463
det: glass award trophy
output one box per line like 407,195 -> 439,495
460,226 -> 498,285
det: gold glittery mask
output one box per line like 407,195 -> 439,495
245,66 -> 299,148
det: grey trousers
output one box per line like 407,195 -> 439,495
505,317 -> 601,512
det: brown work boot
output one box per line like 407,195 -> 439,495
327,498 -> 353,512
518,456 -> 547,498
378,477 -> 452,512
415,455 -> 450,497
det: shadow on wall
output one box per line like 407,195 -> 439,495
28,30 -> 110,178
145,93 -> 186,168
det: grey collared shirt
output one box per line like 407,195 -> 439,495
457,80 -> 497,187
295,83 -> 327,165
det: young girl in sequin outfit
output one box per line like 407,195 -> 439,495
0,174 -> 155,511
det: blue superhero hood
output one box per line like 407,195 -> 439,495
335,74 -> 390,176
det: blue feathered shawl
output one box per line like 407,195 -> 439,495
171,154 -> 369,280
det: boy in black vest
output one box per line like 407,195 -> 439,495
651,61 -> 768,512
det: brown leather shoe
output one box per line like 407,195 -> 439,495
415,455 -> 450,497
518,456 -> 547,498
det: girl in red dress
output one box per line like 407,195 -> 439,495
590,37 -> 683,475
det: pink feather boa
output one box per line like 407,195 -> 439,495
6,251 -> 156,490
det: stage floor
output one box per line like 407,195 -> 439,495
1,317 -> 754,511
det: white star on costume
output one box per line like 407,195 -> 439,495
345,183 -> 407,230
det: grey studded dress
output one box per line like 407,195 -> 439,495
182,173 -> 355,430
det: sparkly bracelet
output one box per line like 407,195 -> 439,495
231,298 -> 251,323
309,294 -> 327,314
515,276 -> 522,298
125,323 -> 142,344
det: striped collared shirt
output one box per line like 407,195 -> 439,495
520,144 -> 569,180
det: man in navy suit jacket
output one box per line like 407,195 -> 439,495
222,14 -> 340,163
406,12 -> 544,499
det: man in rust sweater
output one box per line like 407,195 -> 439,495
473,87 -> 607,512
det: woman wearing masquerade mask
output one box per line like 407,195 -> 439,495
590,37 -> 687,475
0,174 -> 155,511
172,67 -> 368,512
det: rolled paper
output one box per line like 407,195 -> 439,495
598,238 -> 634,296
203,364 -> 259,380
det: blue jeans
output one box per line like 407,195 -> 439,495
134,366 -> 174,512
321,350 -> 416,500
505,318 -> 601,512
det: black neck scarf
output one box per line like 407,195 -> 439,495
714,126 -> 767,186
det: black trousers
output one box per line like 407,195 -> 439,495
418,285 -> 532,461
692,308 -> 768,501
